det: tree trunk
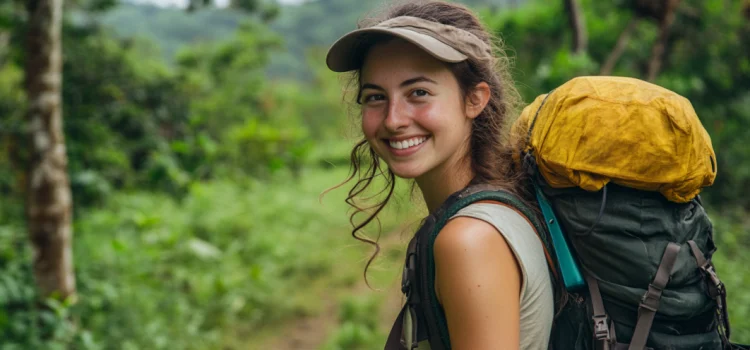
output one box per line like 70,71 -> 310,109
600,16 -> 639,75
24,0 -> 76,301
0,31 -> 9,68
564,0 -> 587,54
647,0 -> 681,81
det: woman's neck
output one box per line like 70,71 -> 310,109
416,155 -> 474,213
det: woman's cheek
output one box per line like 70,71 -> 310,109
361,111 -> 382,144
412,103 -> 441,131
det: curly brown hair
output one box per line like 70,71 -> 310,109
334,0 -> 529,283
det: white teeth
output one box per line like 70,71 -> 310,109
389,136 -> 427,150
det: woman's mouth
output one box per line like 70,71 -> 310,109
388,136 -> 428,150
384,136 -> 430,157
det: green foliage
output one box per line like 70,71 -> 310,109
172,21 -> 310,179
99,3 -> 245,62
323,296 -> 384,350
709,212 -> 750,343
1,8 -> 339,207
0,226 -> 94,350
0,167 -> 407,349
339,295 -> 381,331
0,62 -> 25,202
60,25 -> 192,204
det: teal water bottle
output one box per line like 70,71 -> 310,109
533,182 -> 585,292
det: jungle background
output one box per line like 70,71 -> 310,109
0,0 -> 748,349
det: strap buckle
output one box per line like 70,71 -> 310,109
400,271 -> 411,295
701,264 -> 725,298
401,252 -> 417,296
592,314 -> 611,340
640,283 -> 663,312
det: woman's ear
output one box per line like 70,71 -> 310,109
465,82 -> 491,119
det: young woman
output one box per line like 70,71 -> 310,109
326,1 -> 554,349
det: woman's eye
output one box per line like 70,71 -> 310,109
411,89 -> 429,97
363,94 -> 385,103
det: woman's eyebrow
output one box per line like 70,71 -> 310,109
400,76 -> 438,87
360,83 -> 384,91
360,76 -> 438,92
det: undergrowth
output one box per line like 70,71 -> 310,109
0,166 -> 418,349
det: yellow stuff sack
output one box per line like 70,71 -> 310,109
510,76 -> 716,203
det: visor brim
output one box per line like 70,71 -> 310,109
326,27 -> 468,72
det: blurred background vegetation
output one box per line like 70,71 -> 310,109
0,0 -> 748,349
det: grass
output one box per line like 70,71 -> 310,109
69,162 -> 422,350
235,165 -> 422,350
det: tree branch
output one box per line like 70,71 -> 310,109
564,0 -> 587,54
600,16 -> 639,75
647,0 -> 681,81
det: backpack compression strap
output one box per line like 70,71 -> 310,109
687,240 -> 732,343
384,185 -> 551,350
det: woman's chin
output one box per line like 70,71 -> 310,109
389,166 -> 424,179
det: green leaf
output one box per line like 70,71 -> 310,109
185,238 -> 222,260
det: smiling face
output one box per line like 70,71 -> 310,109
359,38 -> 476,180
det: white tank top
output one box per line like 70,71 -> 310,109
403,202 -> 554,349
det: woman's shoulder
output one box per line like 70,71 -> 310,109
434,201 -> 553,348
435,210 -> 513,256
439,201 -> 554,346
434,203 -> 525,295
443,201 -> 552,290
433,208 -> 523,317
434,211 -> 520,285
447,200 -> 539,244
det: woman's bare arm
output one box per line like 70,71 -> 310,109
434,216 -> 522,350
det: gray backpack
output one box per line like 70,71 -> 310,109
539,177 -> 740,350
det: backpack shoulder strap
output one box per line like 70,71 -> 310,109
416,185 -> 548,350
384,185 -> 552,350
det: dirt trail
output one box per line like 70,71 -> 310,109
257,229 -> 409,350
378,276 -> 406,337
261,296 -> 339,350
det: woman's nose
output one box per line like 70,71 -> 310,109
383,98 -> 410,132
